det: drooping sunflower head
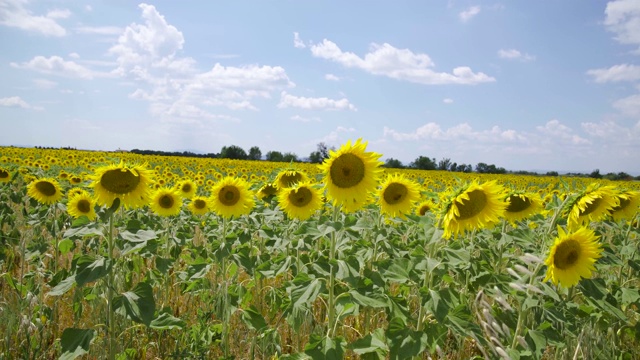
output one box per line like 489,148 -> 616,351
209,176 -> 255,219
275,169 -> 309,189
415,200 -> 436,217
0,167 -> 11,183
319,138 -> 383,213
69,174 -> 83,185
503,192 -> 544,224
90,161 -> 153,209
27,177 -> 63,205
150,187 -> 183,217
188,196 -> 210,216
67,191 -> 97,221
610,190 -> 640,222
176,179 -> 197,199
257,182 -> 279,201
544,226 -> 603,288
566,185 -> 618,229
440,180 -> 507,239
377,173 -> 422,219
277,181 -> 324,221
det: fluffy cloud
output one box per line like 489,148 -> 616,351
0,0 -> 69,36
613,93 -> 640,116
443,98 -> 454,104
535,119 -> 590,145
278,91 -> 357,111
291,115 -> 321,122
497,49 -> 535,61
586,64 -> 640,82
383,122 -> 524,143
325,73 -> 340,81
0,96 -> 41,110
309,39 -> 495,85
604,0 -> 640,48
75,26 -> 123,35
459,6 -> 481,22
293,32 -> 306,49
11,55 -> 95,79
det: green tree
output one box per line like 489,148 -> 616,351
248,146 -> 262,160
265,150 -> 284,162
282,152 -> 299,162
384,158 -> 404,168
220,145 -> 247,160
410,156 -> 436,170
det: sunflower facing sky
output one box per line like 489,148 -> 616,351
209,176 -> 255,219
67,190 -> 97,221
0,167 -> 11,183
277,181 -> 324,221
441,180 -> 507,239
319,139 -> 383,213
188,196 -> 210,216
176,179 -> 197,199
27,177 -> 63,205
610,190 -> 640,222
503,192 -> 544,224
150,187 -> 183,217
544,226 -> 603,288
567,185 -> 618,229
90,161 -> 153,209
377,173 -> 422,219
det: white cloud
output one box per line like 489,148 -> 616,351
586,64 -> 640,83
278,91 -> 357,111
75,26 -> 123,35
497,49 -> 535,61
291,115 -> 321,122
309,39 -> 495,85
443,98 -> 454,104
320,126 -> 356,143
604,0 -> 640,48
459,6 -> 481,22
613,93 -> 640,116
535,119 -> 590,145
293,32 -> 306,49
582,119 -> 628,137
11,55 -> 96,79
32,78 -> 57,89
324,73 -> 340,81
68,52 -> 80,59
0,96 -> 42,110
0,0 -> 68,36
383,122 -> 525,143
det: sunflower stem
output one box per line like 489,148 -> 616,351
221,216 -> 230,359
510,262 -> 543,351
107,210 -> 116,360
327,205 -> 339,338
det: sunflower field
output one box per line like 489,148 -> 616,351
0,142 -> 639,360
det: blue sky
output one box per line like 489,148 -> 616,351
1,0 -> 639,174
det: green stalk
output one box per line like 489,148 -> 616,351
107,211 -> 116,360
510,262 -> 543,350
221,217 -> 230,358
327,206 -> 339,338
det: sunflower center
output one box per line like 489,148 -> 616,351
100,169 -> 141,195
456,189 -> 487,220
611,198 -> 630,212
77,199 -> 91,214
419,204 -> 430,216
553,239 -> 581,270
507,195 -> 531,213
0,170 -> 9,179
194,199 -> 207,210
219,186 -> 240,206
329,153 -> 365,189
289,187 -> 312,207
579,197 -> 602,217
159,194 -> 174,209
260,184 -> 277,197
36,181 -> 57,196
383,183 -> 408,205
182,183 -> 192,193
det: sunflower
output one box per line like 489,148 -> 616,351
27,177 -> 63,205
566,185 -> 618,229
503,192 -> 544,224
0,167 -> 11,183
610,190 -> 640,222
544,226 -> 603,288
90,161 -> 153,209
188,196 -> 210,216
176,179 -> 197,199
277,181 -> 324,220
415,200 -> 436,216
441,181 -> 507,239
67,191 -> 97,221
319,139 -> 383,213
257,182 -> 279,201
150,187 -> 183,217
377,173 -> 421,219
275,169 -> 309,189
209,177 -> 255,219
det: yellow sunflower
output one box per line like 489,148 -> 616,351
503,192 -> 544,224
319,139 -> 383,213
67,191 -> 97,221
209,177 -> 255,219
27,177 -> 63,205
567,185 -> 618,229
441,180 -> 507,239
544,226 -> 603,288
0,167 -> 11,183
257,182 -> 279,201
275,169 -> 309,189
90,161 -> 153,209
188,196 -> 210,216
415,200 -> 435,216
610,190 -> 640,222
377,173 -> 421,219
150,187 -> 183,217
176,179 -> 197,199
277,181 -> 324,221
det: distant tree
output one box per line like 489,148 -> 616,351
449,162 -> 457,172
546,171 -> 559,176
265,151 -> 284,162
589,169 -> 602,179
308,142 -> 333,164
248,146 -> 262,160
410,156 -> 437,170
282,152 -> 299,163
384,158 -> 404,169
437,158 -> 452,171
475,162 -> 489,173
220,145 -> 248,160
